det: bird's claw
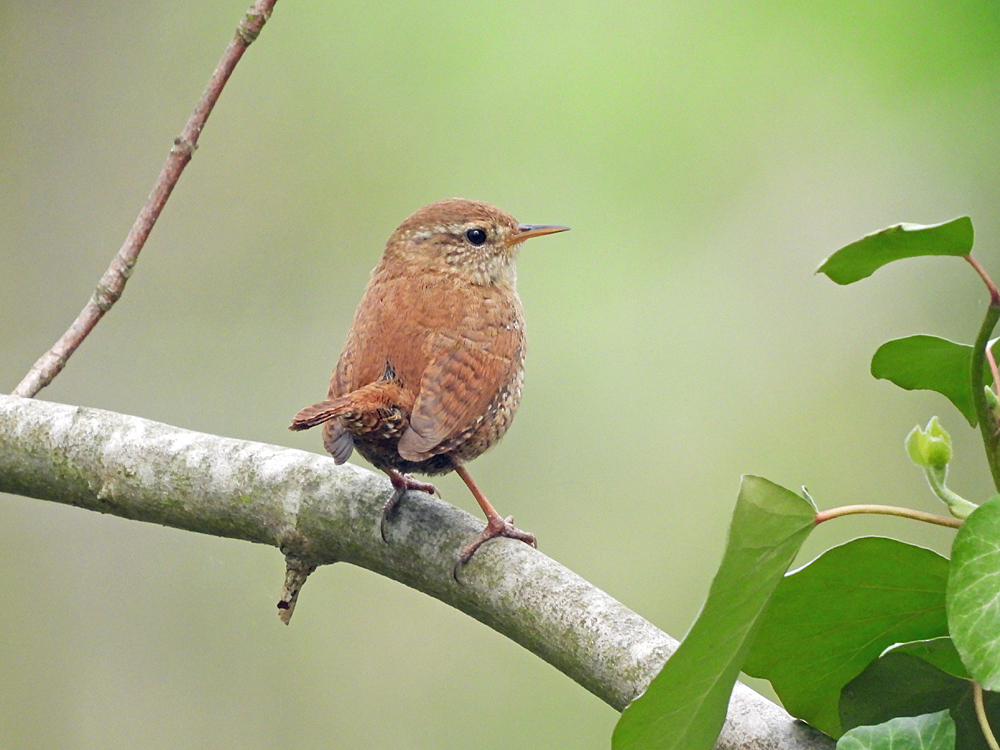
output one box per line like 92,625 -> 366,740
380,472 -> 440,542
452,515 -> 537,583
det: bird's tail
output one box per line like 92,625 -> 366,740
288,397 -> 351,431
289,380 -> 414,432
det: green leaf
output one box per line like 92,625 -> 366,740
840,653 -> 967,734
818,216 -> 973,285
872,337 -> 984,426
840,652 -> 1000,750
884,638 -> 970,680
612,476 -> 816,750
837,710 -> 955,750
947,494 -> 1000,689
743,537 -> 950,737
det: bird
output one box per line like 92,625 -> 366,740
289,198 -> 568,570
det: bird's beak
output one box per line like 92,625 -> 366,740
508,223 -> 570,246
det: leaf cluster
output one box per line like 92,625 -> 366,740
613,218 -> 1000,750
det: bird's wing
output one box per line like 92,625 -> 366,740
329,274 -> 414,398
397,330 -> 521,461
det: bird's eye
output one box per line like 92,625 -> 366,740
465,228 -> 488,246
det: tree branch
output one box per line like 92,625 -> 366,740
0,395 -> 832,750
10,0 -> 278,399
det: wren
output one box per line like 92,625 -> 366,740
290,198 -> 568,569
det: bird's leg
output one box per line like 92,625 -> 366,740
454,464 -> 536,569
380,469 -> 439,542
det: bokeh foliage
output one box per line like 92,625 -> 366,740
2,2 -> 999,748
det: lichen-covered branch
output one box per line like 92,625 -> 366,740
0,395 -> 831,750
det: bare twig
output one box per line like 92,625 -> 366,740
11,0 -> 279,399
0,394 -> 834,750
277,556 -> 317,625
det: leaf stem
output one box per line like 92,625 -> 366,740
814,504 -> 963,528
967,255 -> 1000,306
923,465 -> 978,519
970,272 -> 1000,491
974,680 -> 1000,750
987,346 -> 1000,398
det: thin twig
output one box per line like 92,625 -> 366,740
11,0 -> 278,399
814,504 -> 963,528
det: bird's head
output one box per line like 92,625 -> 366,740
384,198 -> 568,286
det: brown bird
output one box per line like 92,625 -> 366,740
290,198 -> 568,568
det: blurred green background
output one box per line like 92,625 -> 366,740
2,1 -> 999,748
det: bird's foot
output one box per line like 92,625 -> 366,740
380,471 -> 439,542
453,515 -> 536,581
